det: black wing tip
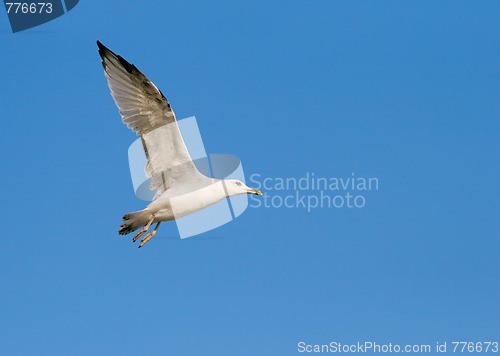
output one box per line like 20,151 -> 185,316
96,40 -> 112,63
96,40 -> 110,56
96,40 -> 136,74
116,55 -> 136,74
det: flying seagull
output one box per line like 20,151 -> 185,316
97,41 -> 262,248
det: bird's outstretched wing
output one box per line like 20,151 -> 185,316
97,41 -> 208,198
97,41 -> 175,135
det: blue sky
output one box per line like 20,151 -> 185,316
1,1 -> 499,355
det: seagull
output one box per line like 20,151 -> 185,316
97,41 -> 262,248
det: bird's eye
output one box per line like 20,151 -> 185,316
236,182 -> 242,186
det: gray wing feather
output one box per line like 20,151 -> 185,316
97,41 -> 209,198
97,41 -> 175,135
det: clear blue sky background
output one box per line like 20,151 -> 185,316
1,1 -> 499,355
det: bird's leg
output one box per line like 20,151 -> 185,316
132,215 -> 155,243
138,222 -> 161,248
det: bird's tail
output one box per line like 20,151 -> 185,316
119,209 -> 152,235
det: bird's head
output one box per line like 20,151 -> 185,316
223,179 -> 262,197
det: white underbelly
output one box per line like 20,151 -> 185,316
149,182 -> 227,222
